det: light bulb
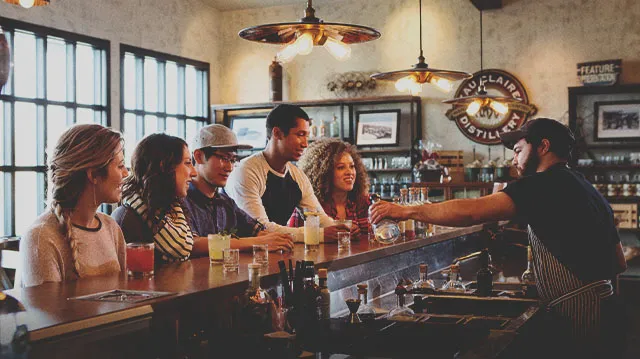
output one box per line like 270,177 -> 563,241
429,76 -> 452,93
19,0 -> 35,8
409,81 -> 422,95
395,76 -> 414,92
323,37 -> 351,61
489,100 -> 509,115
276,43 -> 298,63
466,100 -> 483,116
294,32 -> 314,56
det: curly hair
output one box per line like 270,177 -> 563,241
297,138 -> 369,203
122,133 -> 188,231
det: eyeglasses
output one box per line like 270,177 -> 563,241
210,153 -> 239,165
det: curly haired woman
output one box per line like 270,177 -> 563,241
288,138 -> 371,235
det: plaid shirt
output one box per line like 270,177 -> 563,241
288,195 -> 371,234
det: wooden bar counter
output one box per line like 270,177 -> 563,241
6,223 -> 498,358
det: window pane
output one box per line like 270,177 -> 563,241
145,115 -> 158,135
46,105 -> 68,161
46,37 -> 67,102
186,119 -> 202,143
124,112 -> 137,166
185,65 -> 197,116
77,108 -> 94,124
166,117 -> 178,137
0,101 -> 3,166
144,57 -> 158,112
165,61 -> 178,115
15,172 -> 39,236
76,43 -> 95,105
15,102 -> 37,166
123,53 -> 137,110
0,173 -> 4,236
14,31 -> 37,99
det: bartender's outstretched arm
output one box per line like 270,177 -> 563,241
369,192 -> 517,227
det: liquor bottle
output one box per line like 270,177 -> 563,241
329,114 -> 340,137
355,283 -> 376,321
393,195 -> 406,239
404,189 -> 416,240
309,118 -> 317,139
476,249 -> 493,297
317,268 -> 330,320
410,188 -> 425,239
381,178 -> 389,199
368,193 -> 400,244
521,246 -> 536,287
371,178 -> 378,195
235,263 -> 276,334
442,263 -> 466,292
387,281 -> 415,320
414,263 -> 436,292
389,178 -> 397,198
318,120 -> 326,138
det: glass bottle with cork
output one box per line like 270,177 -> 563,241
355,283 -> 377,321
368,193 -> 400,244
414,263 -> 436,293
475,249 -> 493,297
442,263 -> 466,292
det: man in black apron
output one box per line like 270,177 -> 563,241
370,118 -> 627,358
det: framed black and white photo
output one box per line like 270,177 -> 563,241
230,116 -> 268,149
355,110 -> 400,146
594,101 -> 640,141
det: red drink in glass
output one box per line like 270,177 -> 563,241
126,243 -> 154,277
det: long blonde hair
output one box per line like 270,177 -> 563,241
48,124 -> 123,276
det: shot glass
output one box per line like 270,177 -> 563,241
337,231 -> 351,251
126,242 -> 154,278
253,244 -> 269,266
223,248 -> 240,272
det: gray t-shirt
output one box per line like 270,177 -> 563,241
17,211 -> 126,287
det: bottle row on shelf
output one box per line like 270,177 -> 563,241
369,177 -> 412,199
308,115 -> 340,139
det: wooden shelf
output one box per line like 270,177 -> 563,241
581,143 -> 640,150
410,182 -> 496,188
358,147 -> 412,154
605,196 -> 640,202
576,165 -> 640,171
368,168 -> 412,173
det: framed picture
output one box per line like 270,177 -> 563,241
230,116 -> 268,150
355,110 -> 400,146
594,100 -> 640,141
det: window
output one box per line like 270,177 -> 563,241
120,45 -> 210,164
0,18 -> 109,236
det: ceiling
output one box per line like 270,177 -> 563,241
207,0 -> 335,11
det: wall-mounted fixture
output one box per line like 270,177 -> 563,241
238,0 -> 380,63
371,0 -> 471,94
443,9 -> 520,116
4,0 -> 49,8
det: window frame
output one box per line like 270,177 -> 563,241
0,17 -> 110,237
119,44 -> 211,145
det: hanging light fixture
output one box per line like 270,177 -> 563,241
238,0 -> 380,63
370,0 -> 471,94
443,9 -> 520,116
4,0 -> 50,8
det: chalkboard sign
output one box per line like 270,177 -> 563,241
577,59 -> 621,86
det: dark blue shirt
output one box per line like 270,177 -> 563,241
184,183 -> 264,238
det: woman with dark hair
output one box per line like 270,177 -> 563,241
19,124 -> 128,287
288,137 -> 371,234
113,133 -> 200,262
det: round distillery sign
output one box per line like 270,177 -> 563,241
445,69 -> 537,145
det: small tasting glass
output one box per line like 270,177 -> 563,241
223,248 -> 239,272
337,231 -> 351,251
252,244 -> 269,266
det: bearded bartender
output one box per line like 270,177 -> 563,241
370,118 -> 627,359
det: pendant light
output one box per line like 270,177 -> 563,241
4,0 -> 49,8
443,9 -> 520,116
238,0 -> 380,63
370,0 -> 471,94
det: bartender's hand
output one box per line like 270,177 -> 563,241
260,233 -> 295,252
323,224 -> 356,243
369,200 -> 410,224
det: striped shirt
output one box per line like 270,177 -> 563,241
123,192 -> 193,262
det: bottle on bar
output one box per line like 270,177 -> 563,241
368,193 -> 400,244
355,283 -> 376,321
309,118 -> 317,139
403,188 -> 416,240
476,249 -> 493,297
521,246 -> 536,296
235,263 -> 276,334
329,114 -> 339,138
318,119 -> 326,138
414,263 -> 436,293
317,268 -> 330,320
387,281 -> 415,320
420,187 -> 433,236
393,195 -> 406,240
442,263 -> 466,292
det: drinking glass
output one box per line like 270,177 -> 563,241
337,231 -> 351,251
304,209 -> 320,251
223,248 -> 240,272
126,242 -> 154,277
253,244 -> 269,266
208,234 -> 231,264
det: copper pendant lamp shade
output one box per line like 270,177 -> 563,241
4,0 -> 50,7
442,9 -> 521,115
238,0 -> 380,62
371,0 -> 471,94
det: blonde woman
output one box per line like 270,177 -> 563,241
18,124 -> 129,287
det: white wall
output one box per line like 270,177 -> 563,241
0,0 -> 222,131
219,0 -> 640,162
